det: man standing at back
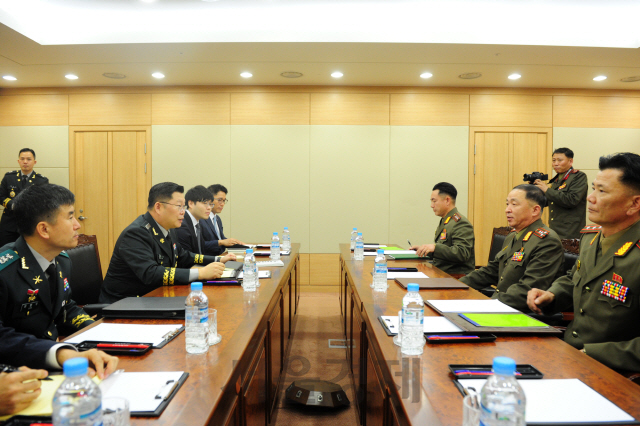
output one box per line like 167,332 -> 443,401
99,182 -> 233,303
0,148 -> 49,247
410,182 -> 475,276
200,184 -> 245,256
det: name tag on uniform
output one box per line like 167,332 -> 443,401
511,249 -> 524,262
20,301 -> 38,311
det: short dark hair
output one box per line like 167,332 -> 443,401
19,148 -> 36,160
148,182 -> 184,209
207,184 -> 228,196
512,184 -> 547,211
185,185 -> 213,208
599,152 -> 640,194
432,182 -> 457,201
553,147 -> 574,159
13,184 -> 75,236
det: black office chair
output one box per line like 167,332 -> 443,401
66,234 -> 109,317
477,226 -> 512,297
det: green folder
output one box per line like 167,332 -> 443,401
387,254 -> 421,259
379,246 -> 403,250
460,313 -> 548,328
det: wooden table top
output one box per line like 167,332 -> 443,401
65,245 -> 299,426
339,244 -> 640,426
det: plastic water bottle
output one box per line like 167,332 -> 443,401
282,227 -> 291,251
372,249 -> 387,291
479,357 -> 526,426
393,309 -> 402,346
52,358 -> 102,426
243,249 -> 257,292
401,283 -> 424,355
270,232 -> 280,260
185,282 -> 209,354
251,249 -> 260,287
354,232 -> 364,260
350,228 -> 358,250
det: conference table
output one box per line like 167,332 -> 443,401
337,244 -> 640,426
65,244 -> 300,426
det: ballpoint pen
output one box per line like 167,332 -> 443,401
407,239 -> 412,247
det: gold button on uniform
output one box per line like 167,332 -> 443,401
580,309 -> 584,314
48,331 -> 52,336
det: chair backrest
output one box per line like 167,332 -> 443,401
488,226 -> 512,263
560,238 -> 580,276
65,234 -> 103,306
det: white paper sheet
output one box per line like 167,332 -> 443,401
381,316 -> 462,334
387,271 -> 429,280
363,244 -> 383,248
101,371 -> 185,413
256,259 -> 284,267
458,378 -> 635,424
238,270 -> 272,279
427,299 -> 518,313
66,323 -> 182,347
384,250 -> 416,255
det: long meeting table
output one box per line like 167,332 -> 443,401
338,244 -> 640,426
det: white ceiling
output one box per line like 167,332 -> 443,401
1,0 -> 640,89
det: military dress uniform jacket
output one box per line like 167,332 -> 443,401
0,237 -> 94,341
544,221 -> 640,371
0,320 -> 58,368
545,168 -> 588,240
99,212 -> 220,303
430,207 -> 475,275
460,218 -> 564,312
0,171 -> 49,246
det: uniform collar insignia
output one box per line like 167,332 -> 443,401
523,231 -> 533,242
21,257 -> 29,269
33,275 -> 43,285
444,216 -> 451,224
160,238 -> 165,243
152,228 -> 158,236
614,242 -> 633,257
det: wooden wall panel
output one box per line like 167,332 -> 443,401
390,94 -> 469,126
69,94 -> 151,125
0,95 -> 68,126
310,93 -> 390,125
230,93 -> 309,125
470,95 -> 552,127
152,93 -> 230,125
553,96 -> 640,128
308,254 -> 340,286
299,254 -> 310,286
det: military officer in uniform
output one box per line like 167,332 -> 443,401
0,148 -> 49,247
460,184 -> 564,312
99,182 -> 234,303
528,152 -> 640,371
0,184 -> 95,341
410,182 -> 475,275
534,147 -> 588,239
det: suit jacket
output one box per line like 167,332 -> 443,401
100,212 -> 219,303
0,237 -> 94,341
0,170 -> 49,245
545,221 -> 640,371
0,320 -> 57,368
460,218 -> 564,312
430,207 -> 475,275
546,168 -> 588,239
200,214 -> 226,256
176,212 -> 205,254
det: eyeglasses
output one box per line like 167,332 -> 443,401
159,202 -> 186,211
214,198 -> 229,204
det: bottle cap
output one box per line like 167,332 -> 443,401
246,249 -> 253,254
191,282 -> 203,291
377,249 -> 384,254
357,232 -> 362,236
273,232 -> 278,235
492,356 -> 516,375
63,357 -> 89,377
407,283 -> 419,292
284,227 -> 288,230
353,228 -> 357,231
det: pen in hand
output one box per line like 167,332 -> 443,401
407,239 -> 412,248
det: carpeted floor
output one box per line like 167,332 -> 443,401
274,292 -> 358,426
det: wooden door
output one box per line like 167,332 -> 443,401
469,128 -> 552,266
70,127 -> 151,275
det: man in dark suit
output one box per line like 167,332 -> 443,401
200,184 -> 245,256
177,185 -> 217,255
100,182 -> 233,303
0,148 -> 49,247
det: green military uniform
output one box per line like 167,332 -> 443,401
544,221 -> 640,371
460,218 -> 564,312
0,170 -> 49,247
430,207 -> 475,275
545,168 -> 588,240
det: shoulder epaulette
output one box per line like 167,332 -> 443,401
59,251 -> 69,258
614,242 -> 634,257
5,170 -> 17,176
636,239 -> 640,251
581,225 -> 602,234
533,228 -> 549,239
0,249 -> 19,271
571,169 -> 580,174
34,172 -> 47,180
452,213 -> 461,222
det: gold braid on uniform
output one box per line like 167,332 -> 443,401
194,254 -> 204,264
71,314 -> 93,327
169,268 -> 176,285
163,268 -> 170,285
2,198 -> 10,208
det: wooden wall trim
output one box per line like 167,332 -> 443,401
0,94 -> 68,126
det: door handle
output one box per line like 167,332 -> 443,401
78,216 -> 87,221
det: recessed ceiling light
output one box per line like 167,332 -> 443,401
152,72 -> 165,79
593,75 -> 607,81
65,74 -> 78,80
240,72 -> 253,78
459,72 -> 482,80
331,72 -> 343,78
420,72 -> 433,79
2,75 -> 17,81
508,73 -> 522,80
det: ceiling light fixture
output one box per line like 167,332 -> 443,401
458,72 -> 482,80
152,72 -> 165,79
420,72 -> 433,79
331,72 -> 343,78
240,72 -> 253,78
2,75 -> 17,81
593,75 -> 607,81
65,74 -> 78,80
508,73 -> 522,80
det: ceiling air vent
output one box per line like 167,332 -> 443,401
459,72 -> 482,79
620,76 -> 640,83
280,71 -> 303,78
102,72 -> 126,79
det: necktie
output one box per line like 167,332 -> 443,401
46,263 -> 58,305
195,223 -> 202,254
212,216 -> 221,239
21,175 -> 28,189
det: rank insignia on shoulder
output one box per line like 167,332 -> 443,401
145,223 -> 151,230
614,242 -> 633,257
511,249 -> 525,262
523,231 -> 533,242
612,273 -> 623,285
601,280 -> 628,303
533,228 -> 549,239
444,217 -> 451,224
558,183 -> 567,190
452,213 -> 461,222
440,229 -> 447,240
581,225 -> 602,233
0,250 -> 18,271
